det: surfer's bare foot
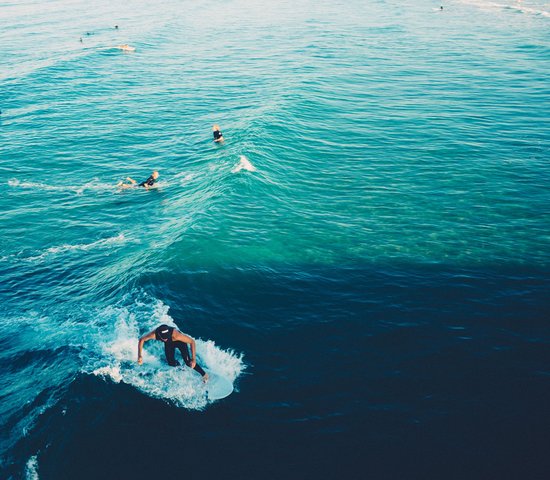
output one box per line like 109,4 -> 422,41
202,373 -> 209,383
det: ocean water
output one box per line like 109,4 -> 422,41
1,0 -> 549,478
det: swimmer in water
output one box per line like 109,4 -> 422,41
212,124 -> 224,143
137,324 -> 209,383
117,171 -> 159,190
116,44 -> 135,52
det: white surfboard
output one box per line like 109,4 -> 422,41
204,371 -> 234,400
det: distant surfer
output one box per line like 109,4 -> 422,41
212,124 -> 224,143
116,44 -> 135,52
117,170 -> 159,189
137,324 -> 209,383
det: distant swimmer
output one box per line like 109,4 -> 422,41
79,37 -> 83,43
117,170 -> 159,189
138,324 -> 209,383
115,25 -> 119,29
116,44 -> 135,52
212,124 -> 224,143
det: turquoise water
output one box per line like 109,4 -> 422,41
1,1 -> 549,479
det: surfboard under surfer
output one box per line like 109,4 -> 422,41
137,324 -> 209,383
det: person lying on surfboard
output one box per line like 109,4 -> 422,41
137,324 -> 209,383
116,44 -> 135,52
117,170 -> 159,190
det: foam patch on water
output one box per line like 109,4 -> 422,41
458,0 -> 550,17
174,172 -> 197,185
25,455 -> 39,480
232,155 -> 256,173
13,234 -> 129,263
8,178 -> 116,195
88,299 -> 245,410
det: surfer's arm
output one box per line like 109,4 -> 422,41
137,331 -> 155,364
172,331 -> 197,367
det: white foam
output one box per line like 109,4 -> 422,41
174,172 -> 196,185
457,0 -> 549,16
25,456 -> 39,480
232,155 -> 257,173
197,339 -> 244,382
515,5 -> 550,16
9,179 -> 64,191
21,234 -> 128,263
8,178 -> 115,194
93,365 -> 123,383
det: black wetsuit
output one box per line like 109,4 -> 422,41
138,175 -> 156,187
156,326 -> 206,376
213,129 -> 223,141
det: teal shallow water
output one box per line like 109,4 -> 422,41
2,1 -> 549,276
0,1 -> 549,478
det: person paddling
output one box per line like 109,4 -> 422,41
137,324 -> 209,383
117,170 -> 159,189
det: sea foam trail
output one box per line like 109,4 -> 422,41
8,179 -> 116,195
232,155 -> 256,173
3,234 -> 129,264
89,300 -> 245,410
457,0 -> 550,17
24,456 -> 39,480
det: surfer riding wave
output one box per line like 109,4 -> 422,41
138,324 -> 209,383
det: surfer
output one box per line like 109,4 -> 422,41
137,324 -> 209,383
117,170 -> 159,189
116,44 -> 135,52
212,124 -> 224,143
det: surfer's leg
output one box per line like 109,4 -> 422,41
192,363 -> 207,377
164,342 -> 180,367
176,342 -> 207,376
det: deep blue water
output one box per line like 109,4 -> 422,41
1,1 -> 549,479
